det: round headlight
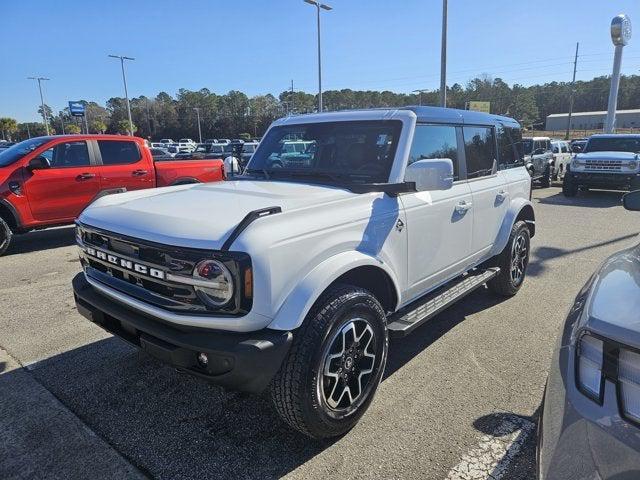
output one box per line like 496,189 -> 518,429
572,158 -> 582,168
628,161 -> 638,170
193,259 -> 234,307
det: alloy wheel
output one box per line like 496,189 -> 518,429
510,232 -> 528,286
319,318 -> 377,418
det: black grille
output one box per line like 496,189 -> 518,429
77,224 -> 252,316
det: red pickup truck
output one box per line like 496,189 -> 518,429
0,134 -> 225,255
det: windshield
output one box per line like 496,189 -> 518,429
584,137 -> 640,153
522,139 -> 533,155
0,137 -> 50,167
245,120 -> 402,185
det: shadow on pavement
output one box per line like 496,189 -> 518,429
5,226 -> 76,256
11,287 -> 508,479
527,232 -> 639,277
536,189 -> 624,209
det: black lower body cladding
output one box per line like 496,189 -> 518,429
72,273 -> 292,393
568,171 -> 640,190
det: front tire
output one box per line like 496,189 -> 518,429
0,217 -> 13,256
539,165 -> 551,188
562,171 -> 578,197
487,220 -> 530,297
270,284 -> 388,439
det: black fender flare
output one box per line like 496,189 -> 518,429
0,198 -> 22,231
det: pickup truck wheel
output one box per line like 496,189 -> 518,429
562,173 -> 578,197
487,220 -> 530,297
0,217 -> 12,256
539,166 -> 551,188
270,284 -> 388,439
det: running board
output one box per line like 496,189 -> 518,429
387,268 -> 500,338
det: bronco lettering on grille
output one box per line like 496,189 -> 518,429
84,247 -> 166,280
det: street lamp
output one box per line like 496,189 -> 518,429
27,76 -> 50,135
604,14 -> 632,133
193,107 -> 202,143
412,89 -> 429,106
303,0 -> 332,112
108,54 -> 135,136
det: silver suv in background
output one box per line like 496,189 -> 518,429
551,140 -> 572,182
563,134 -> 640,197
523,136 -> 553,187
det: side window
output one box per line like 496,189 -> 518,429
552,143 -> 559,154
496,125 -> 524,170
407,125 -> 459,180
97,140 -> 141,165
462,126 -> 496,179
545,140 -> 552,152
42,141 -> 91,168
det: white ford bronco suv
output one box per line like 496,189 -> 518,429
72,107 -> 535,439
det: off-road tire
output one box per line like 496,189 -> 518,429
270,284 -> 388,439
631,176 -> 640,192
0,217 -> 12,256
539,165 -> 551,188
562,172 -> 578,197
487,220 -> 530,297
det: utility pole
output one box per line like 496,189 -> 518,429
27,76 -> 50,135
304,0 -> 332,112
291,79 -> 295,113
193,107 -> 202,143
439,0 -> 448,107
108,55 -> 135,135
565,42 -> 579,140
605,14 -> 632,133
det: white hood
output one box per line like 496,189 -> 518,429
576,151 -> 638,161
79,180 -> 357,249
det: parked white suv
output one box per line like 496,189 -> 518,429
72,107 -> 535,439
550,139 -> 572,181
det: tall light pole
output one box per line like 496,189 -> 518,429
605,14 -> 632,133
412,89 -> 428,106
439,0 -> 448,107
28,76 -> 50,135
304,0 -> 332,112
193,107 -> 202,143
108,54 -> 135,136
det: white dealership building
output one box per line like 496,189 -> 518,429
545,109 -> 640,131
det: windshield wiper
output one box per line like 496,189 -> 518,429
268,170 -> 345,183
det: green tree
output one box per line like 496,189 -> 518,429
116,119 -> 137,135
90,120 -> 107,134
66,124 -> 81,134
0,117 -> 18,141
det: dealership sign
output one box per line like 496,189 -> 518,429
467,101 -> 491,113
68,101 -> 85,117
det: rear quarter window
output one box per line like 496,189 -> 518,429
98,140 -> 141,165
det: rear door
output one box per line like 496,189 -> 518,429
24,139 -> 101,222
95,139 -> 155,193
463,125 -> 508,259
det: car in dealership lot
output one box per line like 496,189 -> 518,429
72,106 -> 534,439
551,139 -> 572,181
538,189 -> 640,480
562,134 -> 640,197
149,147 -> 173,160
523,136 -> 554,187
0,134 -> 225,255
159,138 -> 174,144
570,138 -> 588,153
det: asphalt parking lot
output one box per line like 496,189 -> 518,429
1,186 -> 639,480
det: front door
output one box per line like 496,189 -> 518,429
462,125 -> 508,259
24,139 -> 101,222
400,124 -> 474,300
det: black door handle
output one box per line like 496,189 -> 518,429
76,173 -> 95,181
132,169 -> 149,176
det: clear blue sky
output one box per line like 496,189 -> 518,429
2,0 -> 640,122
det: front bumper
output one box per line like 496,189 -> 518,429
72,273 -> 292,393
568,171 -> 640,189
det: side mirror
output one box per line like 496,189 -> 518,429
27,156 -> 50,171
405,158 -> 454,192
623,190 -> 640,211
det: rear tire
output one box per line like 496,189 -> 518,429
0,217 -> 13,256
487,220 -> 530,297
270,284 -> 388,439
562,172 -> 578,197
